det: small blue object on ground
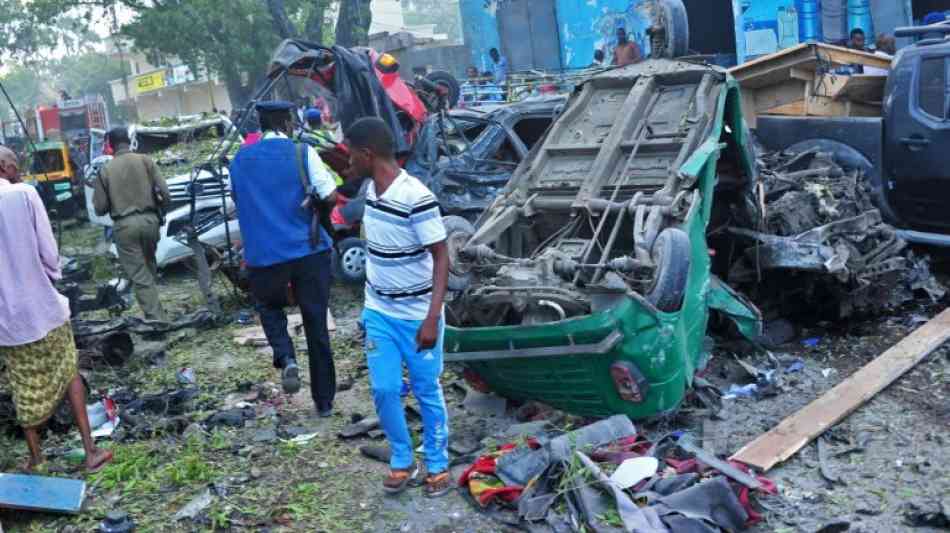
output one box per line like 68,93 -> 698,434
802,337 -> 821,348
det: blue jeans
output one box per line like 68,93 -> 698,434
363,308 -> 449,474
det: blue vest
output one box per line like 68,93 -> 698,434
229,138 -> 331,267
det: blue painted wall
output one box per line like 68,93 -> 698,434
460,0 -> 503,73
460,0 -> 914,70
556,0 -> 653,69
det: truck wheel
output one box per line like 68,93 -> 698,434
653,0 -> 690,59
443,215 -> 476,291
426,71 -> 461,109
335,237 -> 367,284
647,228 -> 691,312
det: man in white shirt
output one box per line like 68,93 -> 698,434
345,117 -> 452,498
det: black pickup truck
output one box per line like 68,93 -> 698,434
754,22 -> 950,246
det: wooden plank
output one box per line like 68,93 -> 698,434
731,308 -> 950,472
835,74 -> 887,103
752,80 -> 806,113
0,474 -> 86,514
731,43 -> 891,86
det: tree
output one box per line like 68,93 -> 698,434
335,0 -> 372,47
54,53 -> 129,121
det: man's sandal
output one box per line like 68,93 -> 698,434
424,471 -> 453,498
383,464 -> 419,494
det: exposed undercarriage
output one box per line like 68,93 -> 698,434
446,61 -> 755,328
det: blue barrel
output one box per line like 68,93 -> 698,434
796,0 -> 824,42
847,0 -> 875,41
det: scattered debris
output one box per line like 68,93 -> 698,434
176,367 -> 196,386
732,308 -> 950,471
459,415 -> 775,531
232,312 -> 336,347
609,456 -> 659,489
903,500 -> 950,528
98,510 -> 135,532
549,415 -> 635,461
205,407 -> 255,429
359,444 -> 392,464
462,390 -> 507,418
729,149 -> 945,318
0,474 -> 86,514
173,487 -> 215,521
339,416 -> 380,439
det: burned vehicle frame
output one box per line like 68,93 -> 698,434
405,96 -> 566,220
443,60 -> 763,420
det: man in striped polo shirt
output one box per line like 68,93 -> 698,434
345,117 -> 452,497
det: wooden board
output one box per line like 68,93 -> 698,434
731,308 -> 950,472
835,74 -> 888,103
233,311 -> 336,347
0,474 -> 86,514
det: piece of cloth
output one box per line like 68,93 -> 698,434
363,308 -> 449,474
229,135 -> 334,267
93,148 -> 169,219
363,170 -> 447,321
0,322 -> 77,427
865,51 -> 892,76
247,251 -> 335,411
613,42 -> 642,66
492,56 -> 509,84
0,178 -> 71,346
114,212 -> 165,321
655,476 -> 748,531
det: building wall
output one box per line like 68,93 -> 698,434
460,0 -> 914,70
556,0 -> 653,69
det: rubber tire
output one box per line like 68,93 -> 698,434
335,237 -> 367,284
646,228 -> 691,312
442,215 -> 476,291
426,71 -> 461,109
655,0 -> 690,59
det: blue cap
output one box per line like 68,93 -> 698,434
924,12 -> 947,26
304,108 -> 322,122
255,100 -> 294,113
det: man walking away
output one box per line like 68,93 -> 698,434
229,101 -> 338,417
346,117 -> 452,498
489,48 -> 509,85
94,127 -> 169,322
613,27 -> 642,66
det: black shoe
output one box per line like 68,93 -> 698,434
282,362 -> 300,394
317,405 -> 333,418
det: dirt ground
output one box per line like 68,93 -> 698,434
0,221 -> 947,532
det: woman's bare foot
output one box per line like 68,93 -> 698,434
85,448 -> 113,473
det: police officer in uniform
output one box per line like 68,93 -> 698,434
229,101 -> 339,417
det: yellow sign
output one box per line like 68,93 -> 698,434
134,70 -> 166,95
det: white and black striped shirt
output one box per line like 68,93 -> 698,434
363,171 -> 446,320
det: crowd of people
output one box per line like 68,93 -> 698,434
0,96 -> 455,496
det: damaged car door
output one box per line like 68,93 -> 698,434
406,98 -> 564,221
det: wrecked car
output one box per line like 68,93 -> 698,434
727,148 -> 945,319
443,59 -> 763,420
405,95 -> 565,221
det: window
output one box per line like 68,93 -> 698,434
918,56 -> 947,119
513,116 -> 555,149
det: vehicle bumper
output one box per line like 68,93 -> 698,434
444,296 -> 700,419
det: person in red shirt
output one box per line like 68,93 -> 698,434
613,27 -> 642,67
